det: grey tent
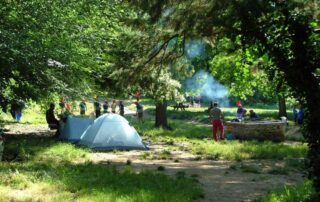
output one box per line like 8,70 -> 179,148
59,116 -> 94,142
79,114 -> 147,150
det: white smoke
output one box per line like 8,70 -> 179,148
185,39 -> 205,59
184,70 -> 229,106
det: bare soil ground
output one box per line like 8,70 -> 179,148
2,124 -> 304,202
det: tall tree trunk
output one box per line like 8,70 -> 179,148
155,101 -> 168,128
278,96 -> 287,118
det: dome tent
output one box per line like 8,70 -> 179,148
79,114 -> 147,150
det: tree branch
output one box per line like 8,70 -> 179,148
143,34 -> 179,66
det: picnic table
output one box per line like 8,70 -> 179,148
172,103 -> 189,111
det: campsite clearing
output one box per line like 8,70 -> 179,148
1,123 -> 306,202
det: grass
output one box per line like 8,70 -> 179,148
0,100 -> 310,201
190,140 -> 307,160
130,116 -> 307,161
255,180 -> 316,202
0,136 -> 203,202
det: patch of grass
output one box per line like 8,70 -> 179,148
140,152 -> 151,160
158,149 -> 171,160
255,180 -> 316,202
157,166 -> 165,171
0,137 -> 203,202
190,140 -> 307,161
240,164 -> 261,174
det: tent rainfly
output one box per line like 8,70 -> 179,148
79,114 -> 147,150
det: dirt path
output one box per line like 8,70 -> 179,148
3,124 -> 304,202
90,143 -> 304,202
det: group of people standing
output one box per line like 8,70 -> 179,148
0,96 -> 25,122
56,96 -> 143,121
91,98 -> 125,118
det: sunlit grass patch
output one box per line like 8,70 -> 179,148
190,140 -> 307,160
255,180 -> 316,202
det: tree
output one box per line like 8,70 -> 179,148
131,0 -> 320,194
0,0 -> 122,102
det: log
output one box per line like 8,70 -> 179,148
225,120 -> 287,142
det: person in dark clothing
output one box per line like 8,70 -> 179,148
293,106 -> 298,123
15,100 -> 25,121
93,97 -> 101,118
103,100 -> 109,113
236,104 -> 247,119
79,99 -> 87,115
119,100 -> 124,116
10,100 -> 18,120
0,96 -> 7,113
297,108 -> 304,125
46,103 -> 60,137
249,109 -> 259,121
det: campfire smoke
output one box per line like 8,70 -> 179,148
184,70 -> 229,106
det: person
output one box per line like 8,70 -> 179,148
207,101 -> 214,112
93,97 -> 101,118
79,99 -> 87,116
118,100 -> 124,116
45,103 -> 60,137
133,91 -> 141,101
111,99 -> 117,113
10,100 -> 17,120
0,95 -> 7,113
249,109 -> 259,121
15,100 -> 25,122
103,100 -> 109,113
293,106 -> 298,123
209,102 -> 224,141
297,108 -> 304,125
236,104 -> 247,120
59,97 -> 66,113
135,101 -> 144,122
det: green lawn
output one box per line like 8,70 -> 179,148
0,137 -> 202,202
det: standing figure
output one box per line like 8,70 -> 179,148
10,100 -> 17,120
103,100 -> 109,113
119,100 -> 124,116
15,100 -> 25,122
59,97 -> 66,114
209,102 -> 224,141
297,108 -> 304,125
111,99 -> 117,113
135,101 -> 144,122
293,106 -> 298,123
93,97 -> 101,118
0,95 -> 7,113
79,99 -> 87,116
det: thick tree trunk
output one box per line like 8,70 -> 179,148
155,101 -> 168,128
278,96 -> 287,118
